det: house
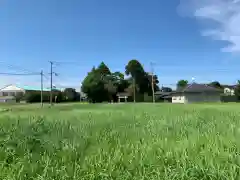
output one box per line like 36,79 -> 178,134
116,92 -> 130,102
154,91 -> 173,102
171,83 -> 223,104
222,85 -> 236,96
0,84 -> 59,96
0,96 -> 17,103
0,84 -> 61,102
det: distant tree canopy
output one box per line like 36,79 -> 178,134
81,59 -> 160,102
235,80 -> 240,100
24,90 -> 63,103
63,88 -> 78,101
161,87 -> 172,92
209,81 -> 222,89
177,80 -> 188,88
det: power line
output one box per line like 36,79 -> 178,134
0,72 -> 40,76
0,62 -> 39,74
49,61 -> 58,105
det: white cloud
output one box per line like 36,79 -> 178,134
179,0 -> 240,52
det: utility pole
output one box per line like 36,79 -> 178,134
150,62 -> 155,103
133,77 -> 136,103
80,83 -> 81,102
50,61 -> 53,105
40,70 -> 43,107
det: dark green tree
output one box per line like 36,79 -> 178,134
177,80 -> 188,88
125,60 -> 149,94
209,81 -> 222,89
82,62 -> 111,102
115,72 -> 129,93
63,88 -> 78,101
235,80 -> 240,100
97,62 -> 111,76
125,60 -> 145,78
147,73 -> 160,93
161,87 -> 172,92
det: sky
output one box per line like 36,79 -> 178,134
1,0 -> 240,90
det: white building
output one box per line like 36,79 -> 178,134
0,84 -> 61,102
0,84 -> 54,96
223,85 -> 236,96
172,83 -> 223,104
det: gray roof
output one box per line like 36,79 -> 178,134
222,85 -> 236,89
116,92 -> 130,97
175,83 -> 223,93
154,91 -> 173,96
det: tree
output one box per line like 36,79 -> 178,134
161,87 -> 172,92
82,62 -> 111,102
125,83 -> 139,99
125,59 -> 145,78
147,73 -> 160,94
97,62 -> 111,76
52,90 -> 64,103
209,81 -> 222,89
177,80 -> 188,88
235,80 -> 240,100
63,88 -> 78,102
125,60 -> 149,94
102,73 -> 118,101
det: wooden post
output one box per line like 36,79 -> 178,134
133,77 -> 136,103
150,62 -> 155,103
40,70 -> 43,107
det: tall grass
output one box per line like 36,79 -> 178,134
0,103 -> 240,179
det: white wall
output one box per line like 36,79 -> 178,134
0,85 -> 25,96
172,92 -> 221,104
185,93 -> 221,103
224,88 -> 235,96
172,94 -> 186,103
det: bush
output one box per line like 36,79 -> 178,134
24,90 -> 63,103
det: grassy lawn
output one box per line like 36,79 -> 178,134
0,103 -> 240,179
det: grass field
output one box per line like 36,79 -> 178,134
0,103 -> 240,179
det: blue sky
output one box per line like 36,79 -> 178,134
0,0 -> 240,89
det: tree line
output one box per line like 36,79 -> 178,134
17,88 -> 80,103
81,59 -> 240,103
81,59 -> 159,102
22,59 -> 240,103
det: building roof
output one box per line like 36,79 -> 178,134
175,83 -> 223,93
154,91 -> 173,96
222,85 -> 237,89
116,92 -> 130,97
0,84 -> 61,92
17,85 -> 51,91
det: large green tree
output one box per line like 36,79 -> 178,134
125,60 -> 149,94
125,60 -> 145,78
177,80 -> 188,88
63,88 -> 78,101
161,86 -> 172,92
96,62 -> 111,76
235,80 -> 240,100
82,63 -> 110,102
82,60 -> 160,102
147,73 -> 160,94
209,81 -> 222,89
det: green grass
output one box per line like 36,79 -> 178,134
0,103 -> 240,179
